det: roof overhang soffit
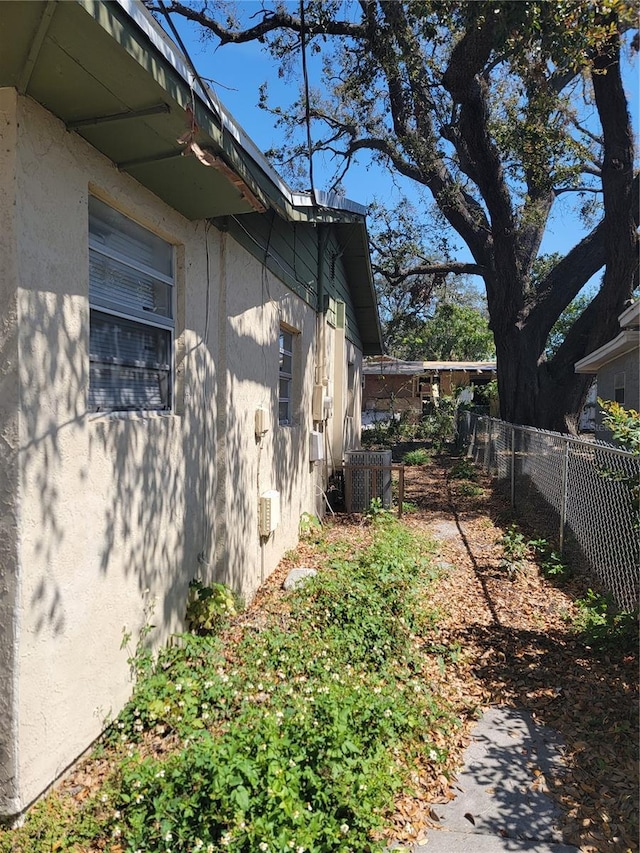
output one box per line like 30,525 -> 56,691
2,0 -> 269,220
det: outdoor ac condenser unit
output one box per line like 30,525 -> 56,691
344,450 -> 392,512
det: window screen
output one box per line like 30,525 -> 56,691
88,197 -> 174,412
279,329 -> 294,425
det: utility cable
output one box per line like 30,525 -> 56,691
157,0 -> 223,119
299,0 -> 315,193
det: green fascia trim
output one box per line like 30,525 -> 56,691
77,0 -> 271,212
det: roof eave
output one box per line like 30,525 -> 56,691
575,330 -> 640,373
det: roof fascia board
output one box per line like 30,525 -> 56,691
110,0 -> 368,223
619,300 -> 639,329
575,329 -> 640,373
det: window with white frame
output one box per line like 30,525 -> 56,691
88,197 -> 174,412
614,372 -> 625,404
279,328 -> 294,425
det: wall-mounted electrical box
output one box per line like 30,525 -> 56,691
309,430 -> 323,462
255,406 -> 269,436
312,384 -> 324,421
312,384 -> 333,421
259,490 -> 280,537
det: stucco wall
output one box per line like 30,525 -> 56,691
0,87 -> 21,816
7,91 -> 327,814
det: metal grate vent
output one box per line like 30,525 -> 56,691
344,450 -> 393,512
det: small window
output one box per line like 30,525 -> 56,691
279,328 -> 294,425
88,197 -> 174,412
614,372 -> 625,404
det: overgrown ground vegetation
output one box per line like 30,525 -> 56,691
2,450 -> 637,853
2,514 -> 469,853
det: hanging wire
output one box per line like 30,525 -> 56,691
299,0 -> 315,193
158,0 -> 226,121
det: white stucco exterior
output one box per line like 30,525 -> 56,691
0,87 -> 367,814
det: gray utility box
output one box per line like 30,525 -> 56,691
344,450 -> 393,512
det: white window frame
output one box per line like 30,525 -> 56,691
279,328 -> 294,425
88,197 -> 175,413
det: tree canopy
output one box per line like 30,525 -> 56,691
154,0 -> 639,431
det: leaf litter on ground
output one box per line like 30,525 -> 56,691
1,454 -> 637,853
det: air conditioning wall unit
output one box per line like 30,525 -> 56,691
344,450 -> 392,512
259,490 -> 280,536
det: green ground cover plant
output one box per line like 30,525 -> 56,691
2,515 -> 460,853
570,589 -> 638,653
447,458 -> 477,481
402,448 -> 432,466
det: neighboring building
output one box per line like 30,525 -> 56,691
575,301 -> 639,441
362,356 -> 496,420
0,0 -> 381,817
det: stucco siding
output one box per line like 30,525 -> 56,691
0,87 -> 21,816
8,93 -> 328,813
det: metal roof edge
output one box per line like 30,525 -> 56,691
619,299 -> 640,329
113,0 -> 368,221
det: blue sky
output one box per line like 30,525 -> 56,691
167,9 -> 638,268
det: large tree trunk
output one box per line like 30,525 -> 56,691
495,329 -> 595,433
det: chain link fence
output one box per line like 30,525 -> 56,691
458,412 -> 639,611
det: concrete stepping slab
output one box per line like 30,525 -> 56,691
408,706 -> 577,853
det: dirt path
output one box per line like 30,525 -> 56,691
390,454 -> 638,853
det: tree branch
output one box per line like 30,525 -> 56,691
442,9 -> 520,308
553,186 -> 603,195
373,261 -> 487,285
146,1 -> 365,44
527,171 -> 639,350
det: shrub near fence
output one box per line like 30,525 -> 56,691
458,412 -> 640,612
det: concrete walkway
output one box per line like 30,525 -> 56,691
408,706 -> 578,852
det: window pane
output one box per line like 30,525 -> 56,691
90,311 -> 170,369
89,311 -> 171,412
90,252 -> 172,319
279,352 -> 292,376
89,364 -> 170,412
279,330 -> 293,353
279,400 -> 290,424
279,326 -> 294,425
279,377 -> 291,399
89,196 -> 173,278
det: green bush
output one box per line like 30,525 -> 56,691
448,458 -> 477,481
1,516 -> 459,853
402,448 -> 432,466
186,579 -> 239,635
572,589 -> 638,652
